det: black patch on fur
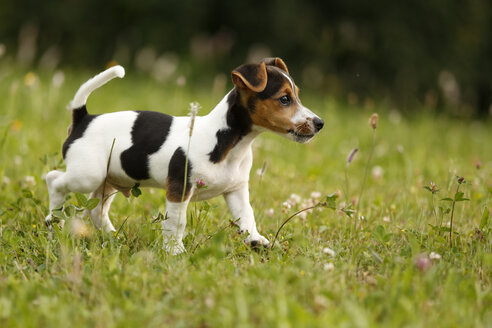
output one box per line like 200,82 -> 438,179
258,68 -> 285,100
121,111 -> 173,180
208,90 -> 253,163
62,106 -> 97,158
167,147 -> 192,201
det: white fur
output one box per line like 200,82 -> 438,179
291,105 -> 318,125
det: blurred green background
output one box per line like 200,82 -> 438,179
1,0 -> 492,115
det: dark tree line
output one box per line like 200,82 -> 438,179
1,0 -> 491,115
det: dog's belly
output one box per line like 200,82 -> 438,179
106,168 -> 168,191
190,179 -> 245,201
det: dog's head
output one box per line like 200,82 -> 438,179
231,57 -> 323,143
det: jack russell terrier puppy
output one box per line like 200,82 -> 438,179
45,58 -> 324,254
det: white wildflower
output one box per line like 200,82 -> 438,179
282,201 -> 291,210
188,102 -> 201,136
2,176 -> 10,185
310,191 -> 322,200
281,201 -> 292,213
289,193 -> 301,206
383,216 -> 391,223
322,247 -> 336,256
298,211 -> 308,220
323,263 -> 334,271
371,165 -> 384,180
24,175 -> 36,187
189,101 -> 200,117
429,252 -> 441,260
265,208 -> 275,217
301,198 -> 314,211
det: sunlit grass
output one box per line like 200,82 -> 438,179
0,63 -> 491,327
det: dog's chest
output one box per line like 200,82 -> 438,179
190,149 -> 253,200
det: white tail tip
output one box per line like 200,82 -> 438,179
69,65 -> 126,110
111,65 -> 125,78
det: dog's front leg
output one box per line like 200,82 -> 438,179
224,184 -> 269,247
162,200 -> 189,255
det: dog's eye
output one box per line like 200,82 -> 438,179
279,95 -> 291,106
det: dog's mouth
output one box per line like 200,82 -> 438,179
288,129 -> 316,143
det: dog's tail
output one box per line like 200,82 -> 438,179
68,65 -> 125,111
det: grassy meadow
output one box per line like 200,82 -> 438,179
0,64 -> 491,327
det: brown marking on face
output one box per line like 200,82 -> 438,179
295,121 -> 314,135
246,80 -> 300,133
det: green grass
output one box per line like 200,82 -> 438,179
1,64 -> 491,327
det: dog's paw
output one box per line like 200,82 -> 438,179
163,240 -> 186,255
45,214 -> 53,225
45,214 -> 65,229
245,234 -> 270,248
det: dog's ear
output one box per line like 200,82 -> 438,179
231,62 -> 268,92
261,57 -> 289,75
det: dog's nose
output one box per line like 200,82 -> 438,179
313,117 -> 324,131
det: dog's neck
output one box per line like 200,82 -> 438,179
204,89 -> 260,163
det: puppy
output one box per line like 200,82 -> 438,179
45,58 -> 324,254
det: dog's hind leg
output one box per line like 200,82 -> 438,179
45,170 -> 70,225
45,164 -> 106,226
88,183 -> 117,232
